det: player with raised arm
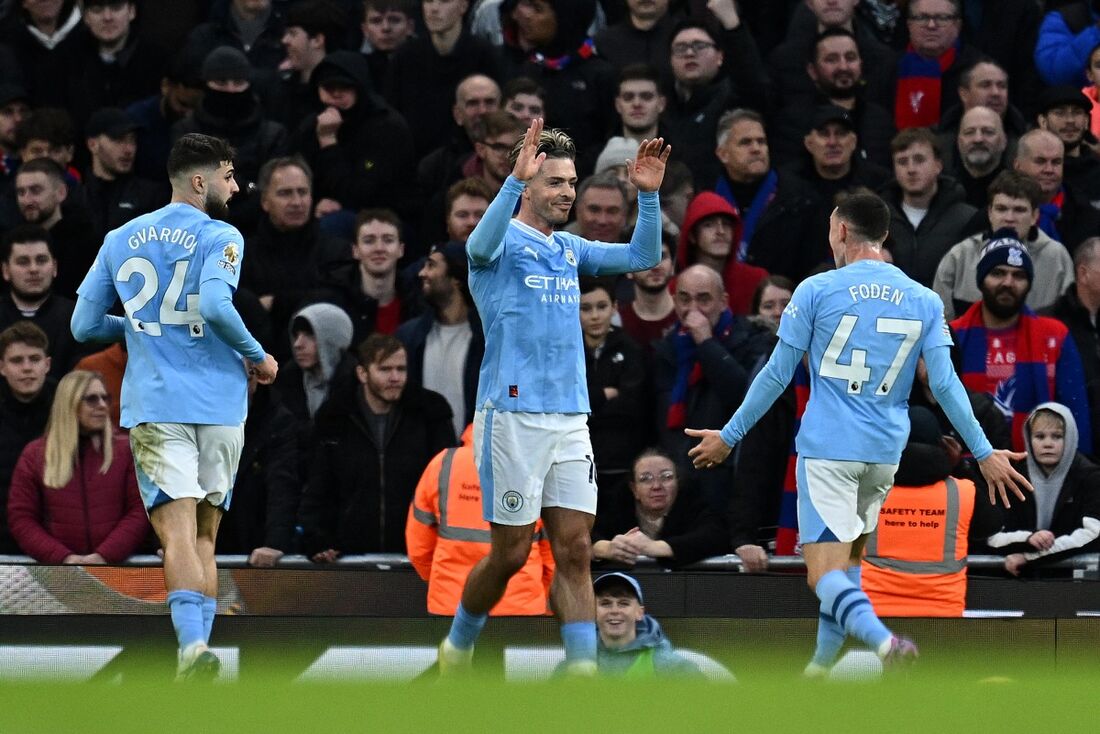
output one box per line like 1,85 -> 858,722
71,133 -> 277,681
687,193 -> 1032,675
437,119 -> 670,676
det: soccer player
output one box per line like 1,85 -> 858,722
71,133 -> 277,680
437,119 -> 670,675
687,193 -> 1031,675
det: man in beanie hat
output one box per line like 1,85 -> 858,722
397,240 -> 484,436
950,227 -> 1093,453
934,170 -> 1075,319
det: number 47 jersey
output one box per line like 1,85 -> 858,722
78,202 -> 249,428
779,259 -> 953,465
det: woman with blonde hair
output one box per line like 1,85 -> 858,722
7,371 -> 148,563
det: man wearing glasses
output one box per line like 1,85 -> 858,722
661,7 -> 768,189
895,0 -> 981,129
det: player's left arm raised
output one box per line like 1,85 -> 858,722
627,137 -> 672,193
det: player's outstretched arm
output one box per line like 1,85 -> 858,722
198,278 -> 268,366
626,137 -> 672,193
687,339 -> 804,469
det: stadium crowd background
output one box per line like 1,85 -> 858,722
0,0 -> 1098,610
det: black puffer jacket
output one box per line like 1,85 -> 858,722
293,50 -> 417,220
298,382 -> 456,555
881,176 -> 979,288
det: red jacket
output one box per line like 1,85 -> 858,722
676,191 -> 768,315
7,435 -> 149,563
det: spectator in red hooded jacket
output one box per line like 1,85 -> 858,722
676,191 -> 768,316
7,370 -> 148,564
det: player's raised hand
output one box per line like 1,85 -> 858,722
627,137 -> 672,193
685,428 -> 733,469
977,449 -> 1033,508
511,117 -> 546,182
249,353 -> 279,385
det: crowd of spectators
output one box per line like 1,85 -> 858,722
0,0 -> 1098,590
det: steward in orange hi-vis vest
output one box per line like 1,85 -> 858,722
862,406 -> 976,617
406,425 -> 554,616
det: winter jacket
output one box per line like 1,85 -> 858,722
273,302 -> 355,422
60,28 -> 164,131
595,615 -> 704,678
662,24 -> 770,189
385,30 -> 501,156
771,92 -> 896,170
594,12 -> 678,82
881,176 -> 979,287
584,327 -> 648,476
933,228 -> 1076,321
217,386 -> 300,554
987,402 -> 1100,566
81,172 -> 168,244
1041,286 -> 1100,458
676,192 -> 768,316
713,172 -> 822,284
397,309 -> 485,432
298,382 -> 456,555
7,435 -> 148,563
1035,2 -> 1100,87
497,0 -> 617,160
406,425 -> 553,615
0,293 -> 89,379
294,51 -> 418,219
0,378 -> 56,551
593,475 -> 728,567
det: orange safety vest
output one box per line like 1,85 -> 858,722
405,426 -> 554,616
862,477 -> 975,617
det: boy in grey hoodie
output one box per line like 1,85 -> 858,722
988,402 -> 1100,575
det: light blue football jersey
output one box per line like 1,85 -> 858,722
779,259 -> 952,463
77,202 -> 249,427
468,178 -> 661,414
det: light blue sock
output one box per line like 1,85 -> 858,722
815,569 -> 892,652
167,590 -> 207,650
846,564 -> 862,588
447,602 -> 488,650
202,596 -> 217,643
811,610 -> 846,668
560,621 -> 597,663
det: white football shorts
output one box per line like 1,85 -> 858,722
130,422 -> 245,513
796,457 -> 899,544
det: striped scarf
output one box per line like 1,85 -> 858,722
1038,188 -> 1065,242
776,362 -> 810,555
895,41 -> 958,129
665,310 -> 734,429
951,302 -> 1062,452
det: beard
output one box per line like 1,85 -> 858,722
820,76 -> 858,100
981,284 -> 1026,320
962,145 -> 996,169
204,189 -> 231,221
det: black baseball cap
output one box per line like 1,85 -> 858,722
1036,85 -> 1091,116
86,107 -> 142,139
809,104 -> 856,133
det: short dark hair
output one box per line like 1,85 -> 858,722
502,76 -> 545,103
355,207 -> 402,237
1,224 -> 54,262
357,332 -> 404,367
284,0 -> 348,49
890,127 -> 941,160
362,0 -> 417,21
750,274 -> 795,315
835,193 -> 890,244
618,63 -> 660,88
987,169 -> 1042,211
167,133 -> 236,179
474,109 -> 525,144
0,321 -> 49,359
957,58 -> 1004,91
579,276 -> 617,300
810,27 -> 858,63
14,108 -> 75,150
669,18 -> 720,49
445,177 -> 494,215
257,155 -> 313,194
16,157 -> 66,184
